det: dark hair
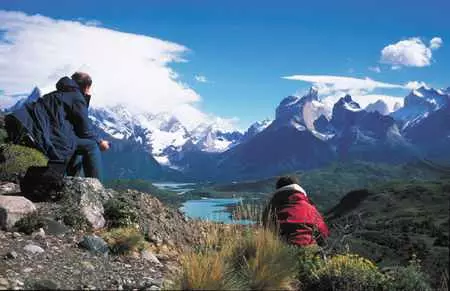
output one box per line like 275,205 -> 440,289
275,175 -> 299,189
71,72 -> 92,92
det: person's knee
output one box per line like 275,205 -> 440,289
77,139 -> 99,153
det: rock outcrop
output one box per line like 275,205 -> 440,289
0,195 -> 36,230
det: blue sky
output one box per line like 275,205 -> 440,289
0,0 -> 449,129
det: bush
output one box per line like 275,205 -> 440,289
104,196 -> 139,228
14,212 -> 45,234
384,256 -> 432,291
0,144 -> 47,179
0,128 -> 7,144
56,198 -> 91,231
101,227 -> 149,255
306,254 -> 386,291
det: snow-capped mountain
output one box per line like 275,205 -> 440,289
4,87 -> 41,113
242,119 -> 273,142
391,86 -> 450,130
3,84 -> 450,181
89,105 -> 243,167
365,99 -> 390,115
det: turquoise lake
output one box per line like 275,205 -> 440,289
153,182 -> 253,224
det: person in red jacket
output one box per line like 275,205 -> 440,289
262,175 -> 329,246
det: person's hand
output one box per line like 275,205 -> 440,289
99,140 -> 110,152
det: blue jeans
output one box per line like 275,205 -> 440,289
66,138 -> 103,181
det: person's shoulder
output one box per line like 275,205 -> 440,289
58,91 -> 85,104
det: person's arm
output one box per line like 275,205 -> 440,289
310,205 -> 330,246
70,97 -> 98,141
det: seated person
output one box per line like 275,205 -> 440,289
262,175 -> 329,246
5,72 -> 109,180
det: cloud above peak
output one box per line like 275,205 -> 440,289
0,10 -> 237,131
380,37 -> 443,69
282,75 -> 403,96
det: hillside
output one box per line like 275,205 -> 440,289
326,179 -> 450,287
188,160 -> 445,210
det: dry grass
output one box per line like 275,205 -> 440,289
171,224 -> 297,291
100,227 -> 149,255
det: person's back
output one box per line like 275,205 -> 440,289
7,77 -> 81,161
263,176 -> 329,246
6,73 -> 109,180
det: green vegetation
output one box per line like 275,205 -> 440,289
14,212 -> 45,234
326,179 -> 449,288
188,161 -> 443,212
0,144 -> 47,178
171,222 -> 435,291
100,227 -> 150,255
56,200 -> 91,231
0,128 -> 7,144
105,179 -> 183,207
104,196 -> 139,228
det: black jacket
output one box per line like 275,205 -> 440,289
9,77 -> 98,161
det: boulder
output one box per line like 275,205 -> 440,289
78,235 -> 109,255
0,182 -> 20,195
0,195 -> 36,230
59,177 -> 115,229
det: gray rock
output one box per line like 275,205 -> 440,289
141,250 -> 162,266
23,244 -> 44,254
41,218 -> 70,236
0,182 -> 20,195
59,177 -> 111,229
0,277 -> 9,289
0,196 -> 36,230
31,228 -> 45,240
25,279 -> 58,290
81,261 -> 95,272
5,251 -> 18,259
78,235 -> 109,255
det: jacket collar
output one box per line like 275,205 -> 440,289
275,183 -> 308,196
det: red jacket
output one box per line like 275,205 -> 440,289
263,184 -> 329,246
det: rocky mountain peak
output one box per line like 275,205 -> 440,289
365,99 -> 390,115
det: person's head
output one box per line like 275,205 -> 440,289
276,175 -> 300,189
71,72 -> 92,95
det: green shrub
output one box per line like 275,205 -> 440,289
14,212 -> 45,234
104,196 -> 139,228
384,256 -> 432,291
306,253 -> 386,291
0,128 -> 7,144
56,200 -> 91,231
100,227 -> 149,255
0,144 -> 47,177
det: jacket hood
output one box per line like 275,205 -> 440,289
275,184 -> 308,196
56,77 -> 80,92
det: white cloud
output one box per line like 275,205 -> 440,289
194,75 -> 208,83
380,37 -> 442,68
429,37 -> 443,50
0,10 -> 237,131
404,81 -> 428,90
282,75 -> 403,97
322,94 -> 404,113
368,66 -> 381,73
283,74 -> 422,113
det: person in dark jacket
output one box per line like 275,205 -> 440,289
5,72 -> 109,180
262,175 -> 329,246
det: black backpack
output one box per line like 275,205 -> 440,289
20,160 -> 67,202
